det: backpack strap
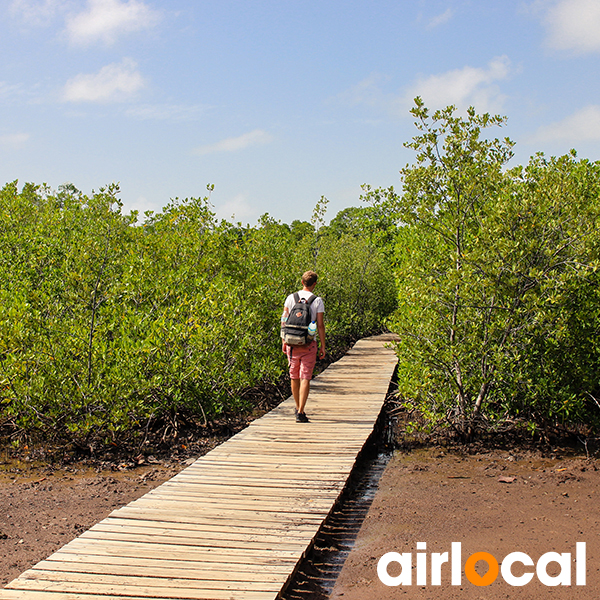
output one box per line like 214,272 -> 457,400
291,292 -> 317,305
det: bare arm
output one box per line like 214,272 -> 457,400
281,306 -> 289,352
317,312 -> 326,359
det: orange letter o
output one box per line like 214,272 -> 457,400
465,552 -> 499,587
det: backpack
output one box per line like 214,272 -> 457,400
282,292 -> 317,346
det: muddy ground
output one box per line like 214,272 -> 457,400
2,445 -> 599,598
331,447 -> 599,599
0,458 -> 184,587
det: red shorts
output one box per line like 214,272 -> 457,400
286,340 -> 318,380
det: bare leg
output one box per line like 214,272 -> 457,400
298,379 -> 311,414
291,378 -> 311,414
291,379 -> 300,411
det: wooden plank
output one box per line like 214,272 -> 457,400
132,490 -> 335,507
92,518 -> 317,538
77,530 -> 311,552
113,503 -> 330,522
7,580 -> 280,600
178,460 -> 356,470
26,564 -> 287,587
167,473 -> 347,486
189,452 -> 359,462
98,517 -> 317,536
136,493 -> 336,509
114,497 -> 334,515
168,471 -> 351,482
149,482 -> 340,498
13,571 -> 284,593
62,538 -> 304,560
42,545 -> 300,571
105,507 -> 322,527
38,555 -> 291,575
1,592 -> 277,600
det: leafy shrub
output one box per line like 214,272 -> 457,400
0,182 -> 397,446
364,100 -> 600,435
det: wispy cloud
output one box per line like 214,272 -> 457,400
194,130 -> 274,156
10,0 -> 159,44
63,58 -> 145,103
404,55 -> 511,113
65,0 -> 160,46
215,193 -> 257,222
336,73 -> 392,110
338,56 -> 511,118
542,0 -> 600,54
0,81 -> 24,101
427,8 -> 454,29
9,0 -> 68,26
0,132 -> 30,148
528,105 -> 600,143
126,103 -> 209,122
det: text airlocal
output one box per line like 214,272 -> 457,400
378,542 -> 586,587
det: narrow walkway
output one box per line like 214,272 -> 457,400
1,335 -> 397,600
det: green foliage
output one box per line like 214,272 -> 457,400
486,152 -> 600,426
0,182 -> 397,445
289,220 -> 314,242
301,232 -> 397,347
365,99 -> 600,433
323,203 -> 400,260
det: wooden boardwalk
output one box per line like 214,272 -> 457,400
1,335 -> 397,600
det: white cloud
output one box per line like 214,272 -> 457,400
215,193 -> 256,222
529,105 -> 600,143
65,0 -> 159,46
339,56 -> 511,118
124,195 -> 157,217
0,132 -> 30,148
427,8 -> 454,29
63,58 -> 145,102
194,130 -> 274,156
543,0 -> 600,54
10,0 -> 69,26
403,55 -> 511,113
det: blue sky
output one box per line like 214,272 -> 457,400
1,0 -> 600,224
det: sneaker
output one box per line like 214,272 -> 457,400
296,412 -> 310,423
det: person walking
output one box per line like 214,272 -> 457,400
281,270 -> 326,422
